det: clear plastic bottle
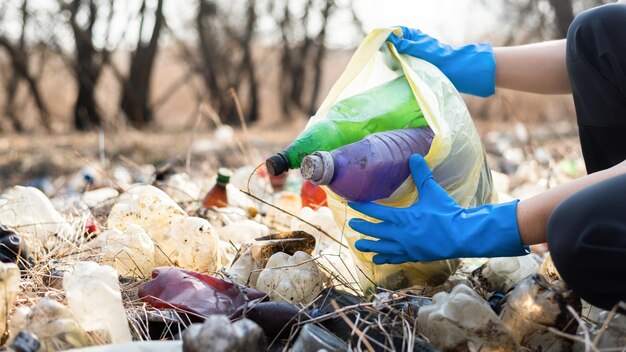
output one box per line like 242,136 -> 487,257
202,168 -> 232,208
301,127 -> 434,202
266,76 -> 427,176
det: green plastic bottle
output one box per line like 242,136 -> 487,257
266,75 -> 428,176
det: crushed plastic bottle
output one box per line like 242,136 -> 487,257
291,324 -> 348,352
418,284 -> 521,352
63,261 -> 132,344
0,186 -> 72,250
499,274 -> 581,352
290,206 -> 343,253
20,298 -> 92,351
82,188 -> 120,209
256,251 -> 325,304
157,216 -> 220,272
93,224 -> 155,278
266,75 -> 427,176
182,315 -> 265,352
574,311 -> 626,351
470,254 -> 542,292
138,267 -> 267,319
216,220 -> 270,245
107,185 -> 187,244
0,262 -> 20,337
301,127 -> 434,202
537,252 -> 562,284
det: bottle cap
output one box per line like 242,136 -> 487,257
301,151 -> 334,185
216,168 -> 232,184
266,152 -> 289,176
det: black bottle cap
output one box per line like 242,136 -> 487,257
266,152 -> 289,176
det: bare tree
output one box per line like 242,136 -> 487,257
120,0 -> 165,128
0,0 -> 51,132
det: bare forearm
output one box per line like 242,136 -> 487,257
517,160 -> 626,245
494,40 -> 570,94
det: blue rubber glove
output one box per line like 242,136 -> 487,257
388,26 -> 496,97
349,155 -> 528,265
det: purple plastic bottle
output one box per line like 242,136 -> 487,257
300,128 -> 435,202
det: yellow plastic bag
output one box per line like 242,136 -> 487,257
307,28 -> 495,293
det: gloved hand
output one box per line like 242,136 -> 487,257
349,155 -> 528,265
388,26 -> 496,97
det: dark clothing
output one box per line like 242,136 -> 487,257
567,3 -> 626,173
548,3 -> 626,310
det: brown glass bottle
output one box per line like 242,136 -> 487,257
202,168 -> 232,208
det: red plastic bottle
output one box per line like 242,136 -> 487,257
300,180 -> 328,210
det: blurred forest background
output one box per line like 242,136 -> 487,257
0,0 -> 614,186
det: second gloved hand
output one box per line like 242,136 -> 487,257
349,155 -> 528,265
388,26 -> 496,97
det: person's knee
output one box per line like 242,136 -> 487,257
567,3 -> 626,60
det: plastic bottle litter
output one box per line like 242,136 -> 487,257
470,254 -> 542,292
290,206 -> 342,253
265,192 -> 302,231
537,252 -> 562,283
0,262 -> 21,337
107,185 -> 187,244
291,324 -> 348,352
19,298 -> 92,351
182,315 -> 265,352
0,186 -> 71,249
160,173 -> 200,203
266,75 -> 427,176
256,251 -> 325,304
202,168 -> 232,208
227,231 -> 316,288
157,216 -> 220,272
574,311 -> 626,351
0,224 -> 34,269
216,220 -> 270,245
64,341 -> 182,352
499,274 -> 581,352
63,261 -> 132,344
300,180 -> 328,210
94,225 -> 155,278
138,267 -> 267,319
301,127 -> 434,202
242,301 -> 306,340
418,284 -> 521,352
82,188 -> 120,209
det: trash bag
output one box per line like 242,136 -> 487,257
309,28 -> 495,292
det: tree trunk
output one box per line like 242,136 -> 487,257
548,0 -> 575,38
120,0 -> 164,128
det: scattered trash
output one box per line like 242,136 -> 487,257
158,216 -> 219,271
10,330 -> 41,352
202,168 -> 232,208
63,261 -> 132,344
241,301 -> 306,340
93,225 -> 155,278
418,284 -> 521,351
256,251 -> 325,304
0,262 -> 20,337
300,180 -> 328,210
138,267 -> 267,319
0,225 -> 34,269
470,254 -> 542,292
217,219 -> 270,245
291,324 -> 348,352
499,274 -> 581,351
182,315 -> 265,352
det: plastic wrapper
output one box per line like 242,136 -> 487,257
308,28 -> 494,291
470,254 -> 542,292
63,261 -> 132,344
